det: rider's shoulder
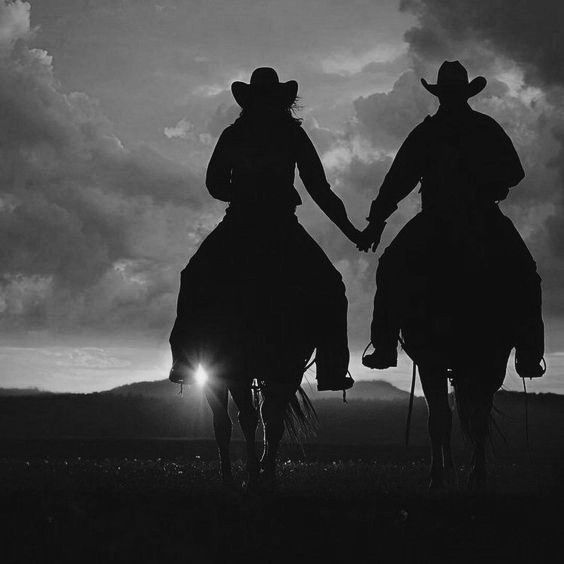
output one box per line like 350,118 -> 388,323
468,110 -> 507,133
408,116 -> 434,139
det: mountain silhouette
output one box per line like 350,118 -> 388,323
107,378 -> 410,402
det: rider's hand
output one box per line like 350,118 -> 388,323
357,222 -> 385,252
348,227 -> 364,247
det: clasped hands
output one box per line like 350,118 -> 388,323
348,221 -> 386,253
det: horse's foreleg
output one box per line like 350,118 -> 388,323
230,384 -> 260,486
442,384 -> 456,484
454,379 -> 492,490
419,365 -> 453,489
204,382 -> 233,486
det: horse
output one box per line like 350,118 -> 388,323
169,214 -> 342,488
369,209 -> 541,490
195,286 -> 318,489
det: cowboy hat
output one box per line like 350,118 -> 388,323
421,60 -> 486,98
231,67 -> 298,108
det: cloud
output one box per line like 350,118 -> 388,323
0,12 -> 210,337
0,1 -> 30,50
354,70 -> 436,150
400,0 -> 564,89
342,0 -> 564,318
164,118 -> 194,140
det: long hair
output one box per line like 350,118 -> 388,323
236,97 -> 303,126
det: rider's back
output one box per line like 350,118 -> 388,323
417,108 -> 524,215
208,118 -> 307,215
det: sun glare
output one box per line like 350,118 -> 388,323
194,364 -> 208,386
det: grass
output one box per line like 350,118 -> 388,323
0,439 -> 561,563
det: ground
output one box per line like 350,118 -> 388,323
0,439 -> 561,563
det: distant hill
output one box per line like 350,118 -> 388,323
108,378 -> 411,402
0,380 -> 563,452
0,387 -> 53,397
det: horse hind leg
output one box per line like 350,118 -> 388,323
454,378 -> 493,491
204,382 -> 234,486
419,365 -> 453,490
230,384 -> 260,488
467,398 -> 491,491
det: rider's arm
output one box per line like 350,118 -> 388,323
472,117 -> 525,201
205,128 -> 233,202
367,123 -> 426,224
296,127 -> 358,242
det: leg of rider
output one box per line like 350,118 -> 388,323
367,255 -> 400,367
230,383 -> 260,482
495,215 -> 544,374
293,225 -> 350,389
418,364 -> 452,488
204,381 -> 233,484
515,269 -> 544,373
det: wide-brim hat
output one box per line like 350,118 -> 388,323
231,67 -> 298,108
421,60 -> 486,99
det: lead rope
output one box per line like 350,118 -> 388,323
522,377 -> 530,450
405,361 -> 417,447
521,376 -> 542,495
522,357 -> 547,496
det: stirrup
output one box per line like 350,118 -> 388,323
169,361 -> 194,384
317,373 -> 354,392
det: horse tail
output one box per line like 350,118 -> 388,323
283,386 -> 319,443
452,379 -> 495,447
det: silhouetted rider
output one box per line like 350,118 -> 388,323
170,67 -> 358,391
360,61 -> 544,379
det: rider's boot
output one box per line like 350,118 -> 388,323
364,262 -> 399,370
362,347 -> 398,370
315,344 -> 354,391
315,297 -> 354,391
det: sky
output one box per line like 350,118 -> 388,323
0,0 -> 563,394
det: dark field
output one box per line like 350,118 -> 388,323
0,438 -> 562,564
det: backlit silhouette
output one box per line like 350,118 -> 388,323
359,61 -> 545,489
169,67 -> 356,487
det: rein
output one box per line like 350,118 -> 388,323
405,361 -> 417,447
362,340 -> 417,446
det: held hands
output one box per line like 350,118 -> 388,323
356,221 -> 386,252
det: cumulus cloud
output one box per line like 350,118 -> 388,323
0,8 -> 209,337
331,0 -> 564,320
0,1 -> 30,50
400,0 -> 564,89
